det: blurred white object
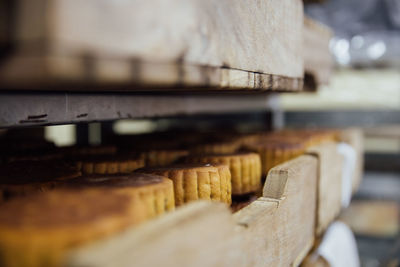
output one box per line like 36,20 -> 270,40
337,143 -> 356,208
318,221 -> 360,267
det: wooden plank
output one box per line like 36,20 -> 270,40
234,155 -> 318,266
339,200 -> 399,238
0,56 -> 303,91
303,17 -> 333,91
67,155 -> 319,267
66,201 -> 243,267
0,0 -> 304,91
339,128 -> 364,194
0,92 -> 279,128
307,142 -> 343,235
301,222 -> 360,267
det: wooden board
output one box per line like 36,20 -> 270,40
66,155 -> 319,267
307,142 -> 343,235
234,155 -> 318,266
0,0 -> 304,91
0,92 -> 279,128
66,201 -> 243,267
339,200 -> 399,237
303,17 -> 333,91
339,128 -> 364,194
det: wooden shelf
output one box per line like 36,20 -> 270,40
303,16 -> 333,91
62,132 -> 363,267
0,92 -> 279,128
0,0 -> 304,92
66,155 -> 319,267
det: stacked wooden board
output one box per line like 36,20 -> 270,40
63,128 -> 363,267
0,0 -> 333,92
0,0 -> 346,266
0,128 -> 363,267
0,0 -> 303,91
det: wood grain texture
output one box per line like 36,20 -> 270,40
66,201 -> 242,267
339,128 -> 364,194
303,17 -> 333,91
0,56 -> 303,91
0,92 -> 280,128
65,155 -> 319,267
307,142 -> 343,236
234,155 -> 318,267
339,200 -> 399,237
0,0 -> 304,91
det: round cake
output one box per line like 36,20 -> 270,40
140,149 -> 189,167
136,164 -> 231,206
75,155 -> 145,175
243,140 -> 305,176
62,172 -> 175,217
0,160 -> 81,202
186,152 -> 262,195
0,188 -> 148,267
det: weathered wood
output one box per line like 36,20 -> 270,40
339,128 -> 364,194
301,222 -> 360,267
303,17 -> 333,91
66,155 -> 319,267
234,155 -> 318,267
339,200 -> 399,237
0,0 -> 304,91
66,201 -> 243,267
0,57 -> 303,91
307,142 -> 343,235
0,92 -> 279,128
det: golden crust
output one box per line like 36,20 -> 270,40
77,156 -> 145,175
0,160 -> 81,202
190,140 -> 240,155
61,173 -> 175,218
136,164 -> 231,206
211,164 -> 232,205
0,188 -> 148,267
140,149 -> 189,167
186,152 -> 262,195
244,140 -> 305,176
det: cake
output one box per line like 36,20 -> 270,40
140,149 -> 189,167
0,188 -> 148,267
243,139 -> 305,176
185,152 -> 262,195
75,155 -> 145,175
136,163 -> 231,206
61,172 -> 175,217
0,160 -> 81,202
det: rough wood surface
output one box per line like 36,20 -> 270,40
303,17 -> 333,91
66,201 -> 242,267
307,142 -> 343,236
0,93 -> 280,128
339,200 -> 399,237
339,128 -> 364,194
234,155 -> 318,267
65,155 -> 319,267
0,0 -> 304,91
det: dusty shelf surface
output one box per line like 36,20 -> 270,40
0,92 -> 279,128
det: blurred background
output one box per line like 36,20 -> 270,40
284,0 -> 400,266
0,0 -> 399,266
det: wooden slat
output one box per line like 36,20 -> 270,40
307,142 -> 343,235
339,200 -> 400,238
339,128 -> 364,194
234,155 -> 318,266
0,92 -> 279,128
0,0 -> 304,91
66,201 -> 242,267
303,17 -> 333,91
66,155 -> 319,267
